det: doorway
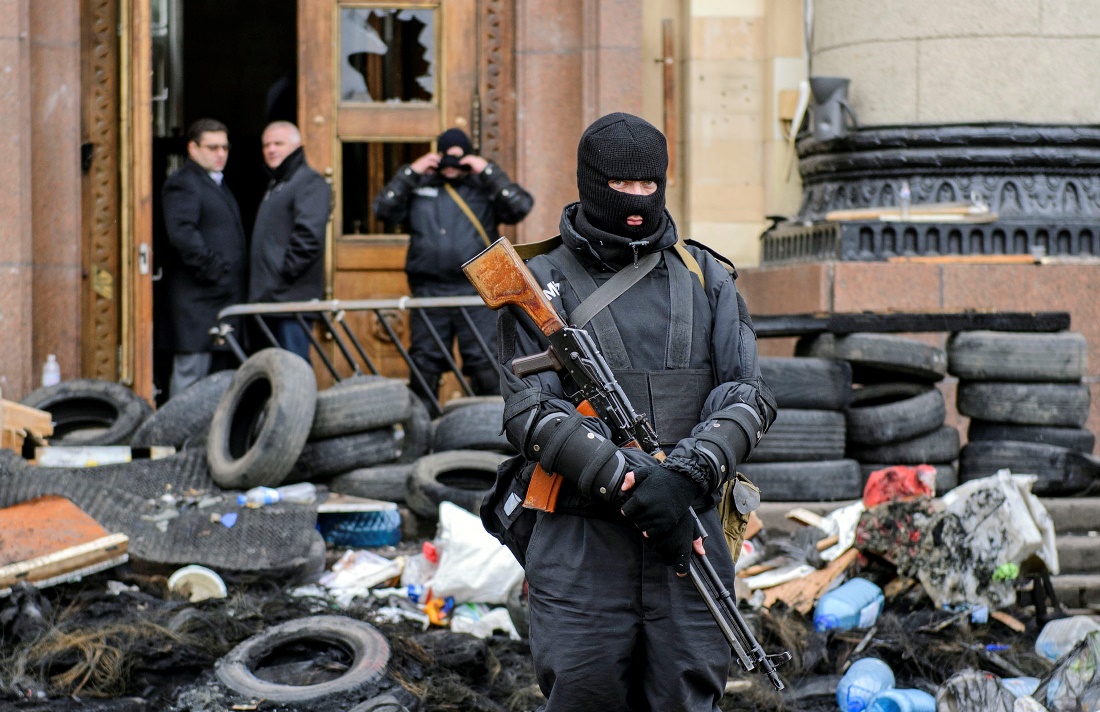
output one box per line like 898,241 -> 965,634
151,0 -> 297,402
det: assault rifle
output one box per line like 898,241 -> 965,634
462,237 -> 791,691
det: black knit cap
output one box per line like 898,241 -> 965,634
437,128 -> 474,171
576,112 -> 668,237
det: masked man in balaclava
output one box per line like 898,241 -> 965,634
373,128 -> 534,412
488,113 -> 777,711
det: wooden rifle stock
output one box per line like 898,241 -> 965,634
462,238 -> 578,513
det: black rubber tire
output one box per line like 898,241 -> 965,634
21,379 -> 153,446
397,394 -> 432,463
967,420 -> 1096,454
846,383 -> 946,446
327,464 -> 415,503
286,428 -> 401,483
847,425 -> 960,465
759,357 -> 852,410
959,441 -> 1100,496
957,381 -> 1091,427
431,401 -> 515,454
215,615 -> 389,705
311,376 -> 411,439
736,459 -> 863,501
441,395 -> 505,414
947,330 -> 1088,382
206,349 -> 318,489
406,450 -> 509,519
349,693 -> 414,712
746,409 -> 846,462
130,370 -> 234,449
796,332 -> 947,383
859,462 -> 959,494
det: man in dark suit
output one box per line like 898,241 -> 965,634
161,118 -> 247,396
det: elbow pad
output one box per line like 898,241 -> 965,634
693,406 -> 756,483
519,410 -> 629,504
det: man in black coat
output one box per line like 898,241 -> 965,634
248,121 -> 332,361
372,128 -> 533,410
161,118 -> 247,397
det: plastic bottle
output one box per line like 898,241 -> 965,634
1034,615 -> 1100,661
236,483 -> 317,507
866,689 -> 935,712
836,658 -> 895,712
814,578 -> 884,632
41,354 -> 60,387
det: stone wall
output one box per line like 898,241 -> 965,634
812,0 -> 1100,125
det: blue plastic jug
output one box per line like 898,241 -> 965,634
814,578 -> 884,632
836,658 -> 895,712
867,689 -> 936,712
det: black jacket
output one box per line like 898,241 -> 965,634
160,159 -> 247,352
372,163 -> 533,295
249,148 -> 331,303
500,203 -> 776,517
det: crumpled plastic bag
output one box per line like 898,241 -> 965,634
425,501 -> 525,605
863,464 -> 937,507
917,471 -> 1051,609
936,669 -> 1017,712
1033,631 -> 1100,712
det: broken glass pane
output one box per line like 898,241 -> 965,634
341,8 -> 435,103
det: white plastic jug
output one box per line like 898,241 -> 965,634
837,658 -> 895,712
814,578 -> 884,632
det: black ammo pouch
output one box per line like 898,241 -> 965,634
479,454 -> 539,567
716,472 -> 761,563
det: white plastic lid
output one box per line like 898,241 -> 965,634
168,564 -> 228,602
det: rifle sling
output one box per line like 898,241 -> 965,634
443,182 -> 491,246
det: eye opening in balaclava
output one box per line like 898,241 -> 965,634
437,127 -> 473,172
576,113 -> 668,237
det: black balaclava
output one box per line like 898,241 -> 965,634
437,128 -> 474,172
576,113 -> 668,238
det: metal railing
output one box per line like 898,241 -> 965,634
212,296 -> 499,417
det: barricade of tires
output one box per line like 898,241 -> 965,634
951,331 -> 1099,496
740,356 -> 861,501
799,333 -> 960,496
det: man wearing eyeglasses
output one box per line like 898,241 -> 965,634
161,118 -> 247,397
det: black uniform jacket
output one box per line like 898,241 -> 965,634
161,159 -> 247,352
372,163 -> 533,296
248,148 -> 332,304
500,204 -> 776,517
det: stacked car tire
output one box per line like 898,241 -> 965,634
797,333 -> 960,496
951,331 -> 1098,496
740,356 -> 860,501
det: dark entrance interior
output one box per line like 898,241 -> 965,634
152,0 -> 297,402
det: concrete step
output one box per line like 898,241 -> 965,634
1051,574 -> 1100,611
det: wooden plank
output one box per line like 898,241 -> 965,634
337,105 -> 441,140
991,610 -> 1027,633
825,201 -> 990,221
0,534 -> 129,588
0,400 -> 53,438
334,237 -> 410,271
763,548 -> 859,614
786,507 -> 828,529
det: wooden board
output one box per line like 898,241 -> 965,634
0,400 -> 54,439
763,548 -> 859,614
0,495 -> 128,590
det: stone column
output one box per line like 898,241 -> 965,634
30,0 -> 83,390
514,0 -> 643,243
0,1 -> 33,399
812,0 -> 1100,124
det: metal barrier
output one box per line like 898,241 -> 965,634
212,296 -> 499,417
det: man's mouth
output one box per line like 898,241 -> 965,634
626,216 -> 643,227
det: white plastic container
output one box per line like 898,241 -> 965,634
1034,615 -> 1100,662
168,565 -> 228,602
836,657 -> 895,712
41,354 -> 60,387
275,482 -> 317,504
814,578 -> 884,632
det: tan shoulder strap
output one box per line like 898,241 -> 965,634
443,182 -> 491,246
672,239 -> 706,288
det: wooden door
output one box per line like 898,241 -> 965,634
298,0 -> 479,382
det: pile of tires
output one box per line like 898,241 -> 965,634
951,331 -> 1098,496
205,350 -> 416,493
797,333 -> 960,496
21,379 -> 154,446
739,356 -> 860,501
403,396 -> 514,522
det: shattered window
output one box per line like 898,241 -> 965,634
340,7 -> 436,103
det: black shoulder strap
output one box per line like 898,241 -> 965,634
542,247 -> 633,369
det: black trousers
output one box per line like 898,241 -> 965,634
408,302 -> 499,393
524,508 -> 735,712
